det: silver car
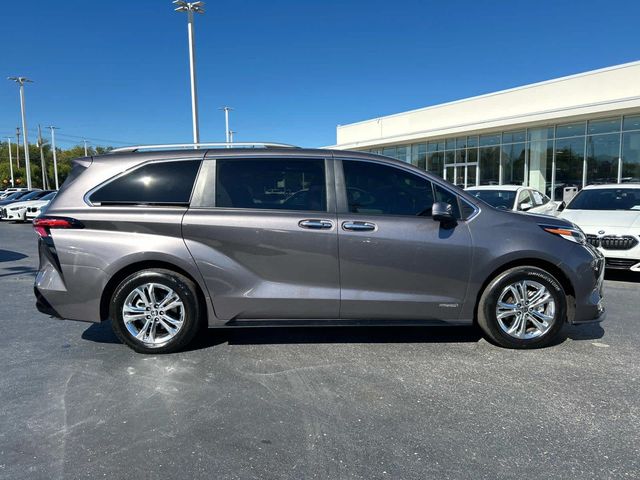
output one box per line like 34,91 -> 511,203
34,143 -> 605,353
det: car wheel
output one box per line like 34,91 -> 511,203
477,266 -> 567,349
110,269 -> 202,354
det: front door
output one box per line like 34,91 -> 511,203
336,159 -> 473,321
182,157 -> 340,321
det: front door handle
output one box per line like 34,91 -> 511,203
342,221 -> 376,232
298,219 -> 334,229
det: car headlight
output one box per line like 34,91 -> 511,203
9,206 -> 22,211
540,224 -> 586,244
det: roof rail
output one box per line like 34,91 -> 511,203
109,142 -> 299,154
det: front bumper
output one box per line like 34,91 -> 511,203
571,243 -> 606,325
0,207 -> 26,221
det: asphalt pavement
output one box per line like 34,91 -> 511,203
0,222 -> 638,479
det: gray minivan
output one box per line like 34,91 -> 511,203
33,144 -> 605,353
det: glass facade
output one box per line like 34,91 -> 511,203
363,113 -> 640,200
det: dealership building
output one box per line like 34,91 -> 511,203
332,61 -> 640,201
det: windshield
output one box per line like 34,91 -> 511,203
17,191 -> 44,201
468,190 -> 516,210
567,188 -> 640,211
41,192 -> 56,201
4,192 -> 24,200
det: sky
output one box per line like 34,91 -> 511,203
1,0 -> 639,149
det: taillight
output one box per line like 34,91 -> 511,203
33,216 -> 84,238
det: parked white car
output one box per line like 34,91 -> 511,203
0,187 -> 29,200
0,191 -> 56,222
25,195 -> 55,221
558,184 -> 640,271
466,185 -> 560,216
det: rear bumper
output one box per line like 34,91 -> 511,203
34,287 -> 64,319
34,238 -> 104,323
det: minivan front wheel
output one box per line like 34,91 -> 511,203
110,269 -> 202,354
477,266 -> 567,349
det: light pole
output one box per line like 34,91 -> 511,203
15,127 -> 20,168
6,137 -> 15,187
37,125 -> 47,189
48,126 -> 60,190
173,1 -> 205,145
220,106 -> 233,144
83,139 -> 88,156
8,77 -> 32,189
229,130 -> 235,143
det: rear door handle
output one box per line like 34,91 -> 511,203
342,221 -> 376,232
298,219 -> 334,229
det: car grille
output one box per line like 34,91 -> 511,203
0,208 -> 5,219
586,234 -> 638,250
606,258 -> 640,269
27,207 -> 38,213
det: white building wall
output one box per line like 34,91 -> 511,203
334,61 -> 640,150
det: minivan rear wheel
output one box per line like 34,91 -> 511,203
110,269 -> 202,354
477,266 -> 567,349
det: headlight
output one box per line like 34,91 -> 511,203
9,206 -> 22,211
540,224 -> 586,244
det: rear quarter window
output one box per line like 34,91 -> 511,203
89,160 -> 201,205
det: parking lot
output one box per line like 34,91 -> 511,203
0,222 -> 638,479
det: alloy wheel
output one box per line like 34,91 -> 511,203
495,280 -> 556,340
122,282 -> 185,347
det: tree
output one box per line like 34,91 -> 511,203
0,141 -> 113,189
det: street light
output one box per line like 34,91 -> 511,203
6,137 -> 15,188
173,1 -> 205,145
220,106 -> 233,145
7,76 -> 33,189
48,126 -> 60,190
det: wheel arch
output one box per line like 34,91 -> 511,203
473,258 -> 576,325
99,260 -> 209,324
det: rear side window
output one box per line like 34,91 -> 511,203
343,160 -> 435,216
90,160 -> 201,205
216,159 -> 326,211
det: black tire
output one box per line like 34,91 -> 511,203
110,269 -> 203,354
477,266 -> 567,349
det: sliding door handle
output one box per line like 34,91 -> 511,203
342,221 -> 376,232
298,219 -> 334,229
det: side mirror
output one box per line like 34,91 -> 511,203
432,202 -> 455,224
519,202 -> 533,211
556,201 -> 566,212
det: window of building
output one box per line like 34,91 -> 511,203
502,130 -> 526,143
623,115 -> 640,132
556,122 -> 586,138
479,134 -> 501,147
586,133 -> 620,184
427,151 -> 444,176
90,160 -> 201,205
215,159 -> 326,211
588,117 -> 620,135
411,143 -> 427,170
622,131 -> 640,183
479,146 -> 500,185
343,160 -> 434,216
554,137 -> 585,199
501,142 -> 526,185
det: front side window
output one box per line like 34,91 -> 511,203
216,158 -> 326,211
531,190 -> 546,206
90,160 -> 201,205
517,190 -> 532,210
343,160 -> 435,216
